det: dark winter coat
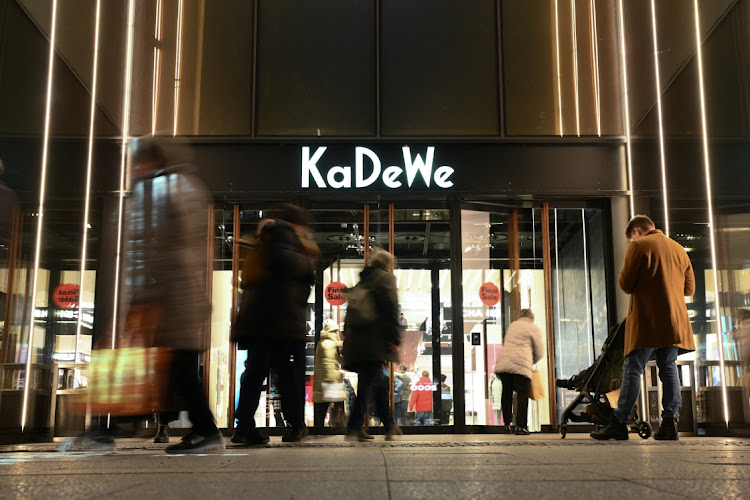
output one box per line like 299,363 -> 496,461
122,165 -> 211,351
246,220 -> 316,345
342,266 -> 400,370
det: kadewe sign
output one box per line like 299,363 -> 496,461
302,146 -> 454,190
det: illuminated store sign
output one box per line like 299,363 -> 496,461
302,146 -> 454,189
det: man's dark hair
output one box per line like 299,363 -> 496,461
275,203 -> 312,228
625,215 -> 655,239
440,374 -> 447,383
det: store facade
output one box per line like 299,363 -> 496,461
1,0 -> 750,442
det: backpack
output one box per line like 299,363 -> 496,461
343,282 -> 377,330
231,236 -> 270,348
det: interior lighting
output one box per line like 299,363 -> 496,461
75,0 -> 102,364
22,0 -> 58,432
650,0 -> 670,236
617,0 -> 635,218
554,0 -> 563,136
112,0 -> 136,349
694,0 -> 729,427
571,0 -> 581,137
581,210 -> 593,365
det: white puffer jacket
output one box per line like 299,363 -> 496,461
493,317 -> 545,380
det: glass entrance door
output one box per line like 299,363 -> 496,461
460,205 -> 551,430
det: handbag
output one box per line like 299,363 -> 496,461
321,381 -> 347,402
530,370 -> 545,401
343,282 -> 377,329
85,304 -> 172,416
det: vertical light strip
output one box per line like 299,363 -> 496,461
173,0 -> 184,137
590,0 -> 601,137
554,0 -> 563,137
21,0 -> 58,431
111,0 -> 137,349
693,0 -> 729,427
571,0 -> 580,137
75,0 -> 102,364
151,0 -> 163,135
650,0 -> 670,236
581,209 -> 593,364
617,0 -> 635,218
554,209 -> 563,376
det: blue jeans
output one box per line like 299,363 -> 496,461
614,346 -> 681,424
416,411 -> 432,426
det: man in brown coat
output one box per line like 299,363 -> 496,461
592,215 -> 695,441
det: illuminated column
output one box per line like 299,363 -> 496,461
75,0 -> 102,365
693,0 -> 729,427
650,0 -> 670,236
111,0 -> 137,349
22,0 -> 58,431
617,0 -> 635,218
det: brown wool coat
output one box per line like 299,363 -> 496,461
619,229 -> 696,357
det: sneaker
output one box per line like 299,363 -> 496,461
281,426 -> 309,443
653,416 -> 678,441
502,425 -> 512,434
165,431 -> 226,454
514,426 -> 530,436
590,420 -> 629,441
385,426 -> 403,441
231,428 -> 270,446
344,428 -> 374,442
64,432 -> 116,453
153,425 -> 170,444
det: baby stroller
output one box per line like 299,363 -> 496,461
559,319 -> 652,439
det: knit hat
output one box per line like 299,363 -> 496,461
322,319 -> 340,334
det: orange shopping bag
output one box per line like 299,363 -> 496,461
86,305 -> 172,416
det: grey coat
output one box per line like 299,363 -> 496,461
493,317 -> 545,380
122,164 -> 211,351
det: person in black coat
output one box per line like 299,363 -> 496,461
232,204 -> 319,444
343,249 -> 403,441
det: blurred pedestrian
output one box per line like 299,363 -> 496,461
342,249 -> 402,441
313,319 -> 345,427
125,137 -> 223,454
409,370 -> 433,425
439,374 -> 452,425
489,372 -> 503,425
592,215 -> 695,441
394,364 -> 412,426
232,204 -> 318,444
493,308 -> 545,435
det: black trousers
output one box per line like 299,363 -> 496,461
168,350 -> 218,437
235,340 -> 306,430
499,372 -> 530,428
314,401 -> 345,427
347,362 -> 395,431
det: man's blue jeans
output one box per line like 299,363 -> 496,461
614,346 -> 681,424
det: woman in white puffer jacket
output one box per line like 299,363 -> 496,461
493,309 -> 545,435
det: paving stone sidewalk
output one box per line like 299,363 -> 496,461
1,435 -> 749,499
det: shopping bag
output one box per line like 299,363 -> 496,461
85,304 -> 172,416
530,370 -> 545,401
605,379 -> 621,409
321,381 -> 347,402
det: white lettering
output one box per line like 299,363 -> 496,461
326,166 -> 351,189
434,166 -> 454,188
403,147 -> 434,187
302,146 -> 327,188
355,147 -> 381,188
382,166 -> 403,189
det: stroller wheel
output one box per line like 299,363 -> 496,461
560,425 -> 567,439
637,421 -> 652,439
